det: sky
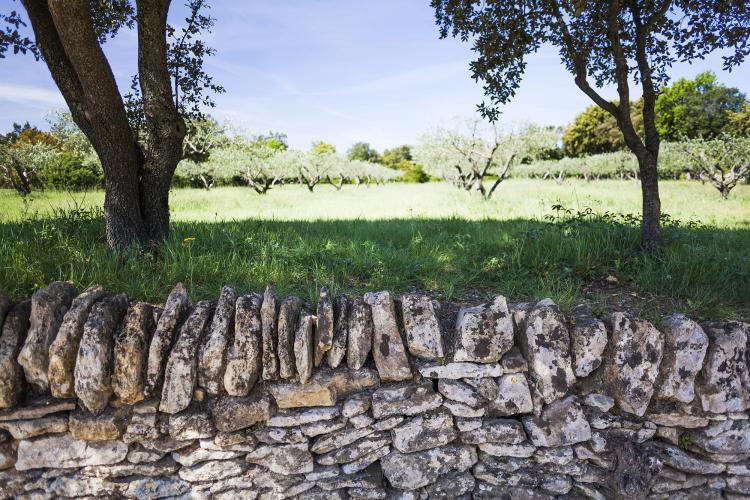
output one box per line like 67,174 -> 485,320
1,1 -> 750,152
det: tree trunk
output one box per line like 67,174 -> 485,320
636,151 -> 662,253
44,0 -> 148,249
22,0 -> 184,249
136,0 -> 186,244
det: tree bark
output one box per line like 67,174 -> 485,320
636,151 -> 662,253
21,0 -> 185,249
25,0 -> 148,249
136,0 -> 186,243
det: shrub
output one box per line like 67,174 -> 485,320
37,152 -> 103,191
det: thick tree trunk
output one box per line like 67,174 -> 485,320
136,0 -> 185,244
45,0 -> 148,249
22,0 -> 184,249
635,151 -> 662,253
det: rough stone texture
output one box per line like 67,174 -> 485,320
261,285 -> 280,381
489,373 -> 533,416
604,312 -> 664,416
400,293 -> 444,360
392,412 -> 457,453
569,303 -> 607,378
294,310 -> 315,383
364,291 -> 412,382
419,362 -> 502,379
372,383 -> 442,418
0,301 -> 30,408
15,434 -> 128,470
2,282 -> 750,499
198,285 -> 236,395
314,287 -> 334,367
68,407 -> 128,441
520,299 -> 577,404
113,302 -> 156,405
381,444 -> 477,490
268,381 -> 337,409
74,294 -> 129,415
159,300 -> 213,414
277,296 -> 303,379
224,293 -> 262,396
145,283 -> 189,398
327,294 -> 349,368
48,285 -> 105,398
522,396 -> 591,447
454,295 -> 513,363
212,394 -> 273,432
657,313 -> 708,404
17,281 -> 77,392
696,321 -> 750,414
347,298 -> 373,370
246,443 -> 314,475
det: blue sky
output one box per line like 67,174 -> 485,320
1,0 -> 749,151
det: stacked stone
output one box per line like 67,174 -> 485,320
0,283 -> 748,499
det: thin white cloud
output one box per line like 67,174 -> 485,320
0,84 -> 64,108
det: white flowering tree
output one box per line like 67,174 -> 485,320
414,119 -> 559,198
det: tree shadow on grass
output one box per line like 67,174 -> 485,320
0,213 -> 748,320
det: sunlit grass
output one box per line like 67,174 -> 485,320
0,180 -> 748,320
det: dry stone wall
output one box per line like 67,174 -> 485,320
0,281 -> 749,499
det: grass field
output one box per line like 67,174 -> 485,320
1,180 -> 748,320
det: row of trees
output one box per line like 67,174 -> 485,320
564,72 -> 750,157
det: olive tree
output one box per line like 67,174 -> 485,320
680,136 -> 750,199
414,120 -> 559,198
432,0 -> 750,251
1,0 -> 222,249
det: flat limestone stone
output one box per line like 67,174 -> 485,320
347,298 -> 373,370
459,418 -> 525,445
159,301 -> 213,414
364,291 -> 412,382
488,373 -> 533,416
0,397 -> 75,421
294,311 -> 315,384
696,321 -> 750,414
261,286 -> 279,381
454,295 -> 513,363
0,301 -> 30,408
268,381 -> 337,409
380,444 -> 477,490
212,394 -> 274,432
277,296 -> 303,379
0,414 -> 68,439
419,362 -> 502,379
246,442 -> 314,475
113,302 -> 156,405
224,293 -> 262,396
521,299 -> 577,404
15,434 -> 128,470
522,396 -> 591,447
604,312 -> 664,416
68,407 -> 127,441
198,285 -> 236,395
74,294 -> 129,415
657,314 -> 708,404
145,283 -> 189,398
371,382 -> 443,418
314,287 -> 334,367
267,406 -> 340,427
17,281 -> 77,392
392,412 -> 457,453
327,295 -> 349,368
400,293 -> 444,360
48,285 -> 105,398
569,303 -> 607,378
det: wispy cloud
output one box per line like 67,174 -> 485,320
0,84 -> 64,108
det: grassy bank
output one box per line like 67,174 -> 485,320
1,181 -> 748,320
